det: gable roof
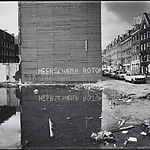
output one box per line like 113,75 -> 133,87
140,12 -> 150,30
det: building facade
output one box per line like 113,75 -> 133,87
0,29 -> 19,63
121,31 -> 132,72
19,1 -> 101,83
139,12 -> 150,74
102,12 -> 150,75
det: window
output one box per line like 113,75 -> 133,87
145,55 -> 147,61
141,34 -> 143,40
3,32 -> 5,39
144,33 -> 146,39
147,55 -> 149,61
135,45 -> 136,51
147,31 -> 149,38
147,42 -> 149,48
141,44 -> 143,51
144,43 -> 146,50
144,24 -> 146,29
132,36 -> 134,42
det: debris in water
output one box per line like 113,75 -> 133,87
119,125 -> 134,131
125,98 -> 132,103
113,143 -> 117,147
128,137 -> 137,142
140,131 -> 147,136
91,130 -> 116,142
122,130 -> 128,134
41,108 -> 46,111
87,117 -> 93,120
49,118 -> 54,137
123,140 -> 128,147
33,89 -> 39,94
142,120 -> 150,126
66,117 -> 71,120
21,140 -> 29,149
118,118 -> 126,128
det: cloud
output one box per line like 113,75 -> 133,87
101,2 -> 132,49
105,1 -> 150,24
101,1 -> 150,50
0,2 -> 18,36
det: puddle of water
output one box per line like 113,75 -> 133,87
20,86 -> 102,149
101,92 -> 119,131
0,112 -> 21,149
0,85 -> 121,149
0,88 -> 21,149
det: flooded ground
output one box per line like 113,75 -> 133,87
20,85 -> 102,149
0,88 -> 21,149
1,83 -> 150,149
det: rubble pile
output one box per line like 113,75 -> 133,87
91,130 -> 117,143
70,83 -> 103,92
104,88 -> 135,105
91,120 -> 150,148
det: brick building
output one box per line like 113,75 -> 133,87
18,1 -> 101,83
139,12 -> 150,74
102,12 -> 150,75
0,29 -> 19,63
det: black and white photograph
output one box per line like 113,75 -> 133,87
0,1 -> 150,149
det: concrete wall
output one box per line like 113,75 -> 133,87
0,63 -> 19,82
19,1 -> 102,83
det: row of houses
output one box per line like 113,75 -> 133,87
102,12 -> 150,75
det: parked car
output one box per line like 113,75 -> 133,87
109,71 -> 116,78
124,72 -> 146,83
102,69 -> 110,76
114,71 -> 127,80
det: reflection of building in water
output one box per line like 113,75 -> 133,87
0,88 -> 20,107
21,86 -> 102,149
0,88 -> 21,124
0,106 -> 16,124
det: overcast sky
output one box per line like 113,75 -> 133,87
0,1 -> 18,36
1,1 -> 150,49
101,1 -> 150,49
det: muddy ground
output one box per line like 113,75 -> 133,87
100,78 -> 150,149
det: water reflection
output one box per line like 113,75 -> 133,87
101,93 -> 119,131
20,86 -> 102,149
0,88 -> 21,149
0,85 -> 120,149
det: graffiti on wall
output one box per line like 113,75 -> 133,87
38,67 -> 101,75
